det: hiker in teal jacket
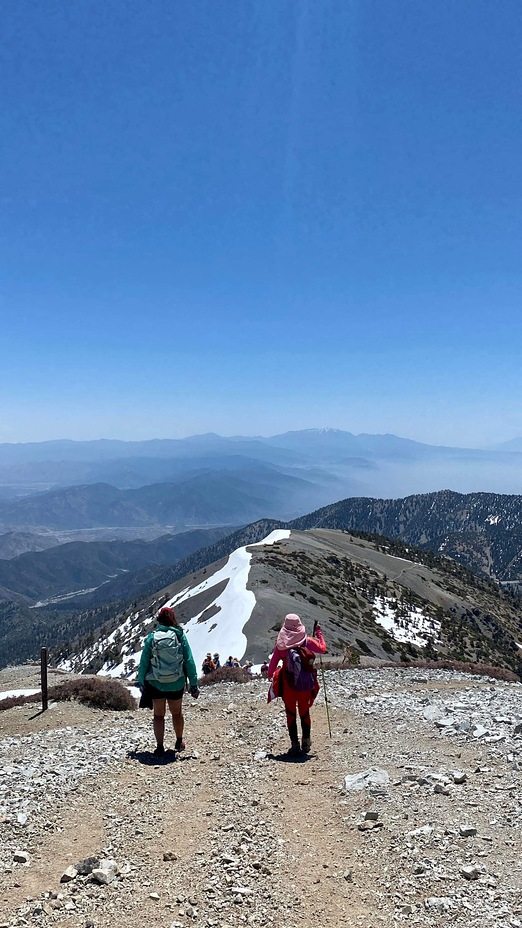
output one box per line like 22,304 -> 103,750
138,606 -> 199,756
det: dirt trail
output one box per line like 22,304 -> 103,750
1,672 -> 520,928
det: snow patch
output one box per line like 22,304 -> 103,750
373,595 -> 441,648
0,688 -> 40,700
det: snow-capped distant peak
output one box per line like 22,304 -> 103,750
306,427 -> 343,435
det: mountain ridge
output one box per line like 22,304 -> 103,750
290,489 -> 522,582
52,527 -> 522,681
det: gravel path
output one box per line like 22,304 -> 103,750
1,667 -> 521,928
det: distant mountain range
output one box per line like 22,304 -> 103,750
0,527 -> 232,606
3,484 -> 522,670
0,465 -> 338,532
0,430 -> 521,509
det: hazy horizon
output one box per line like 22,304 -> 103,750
0,425 -> 519,453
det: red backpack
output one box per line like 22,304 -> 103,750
285,644 -> 317,691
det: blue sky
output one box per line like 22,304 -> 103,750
1,0 -> 521,446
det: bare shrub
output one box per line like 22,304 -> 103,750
380,659 -> 520,682
48,677 -> 136,710
198,666 -> 250,687
0,695 -> 31,711
0,677 -> 135,712
321,657 -> 520,682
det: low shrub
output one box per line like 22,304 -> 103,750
321,657 -> 520,682
379,659 -> 520,682
0,694 -> 30,711
198,666 -> 250,687
0,677 -> 135,712
48,677 -> 136,710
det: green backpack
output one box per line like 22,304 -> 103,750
150,628 -> 184,683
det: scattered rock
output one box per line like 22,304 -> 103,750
90,867 -> 116,885
425,896 -> 454,913
13,850 -> 30,864
451,770 -> 467,784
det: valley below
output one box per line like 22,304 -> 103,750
1,665 -> 521,928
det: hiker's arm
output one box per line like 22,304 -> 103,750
307,627 -> 327,655
182,636 -> 199,688
267,648 -> 283,680
137,634 -> 153,686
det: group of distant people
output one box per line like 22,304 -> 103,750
201,652 -> 269,676
138,606 -> 326,759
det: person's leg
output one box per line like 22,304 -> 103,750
167,696 -> 184,748
297,692 -> 312,752
152,698 -> 167,753
283,692 -> 300,755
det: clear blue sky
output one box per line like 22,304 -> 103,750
1,0 -> 521,446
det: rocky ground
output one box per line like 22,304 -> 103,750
0,665 -> 521,928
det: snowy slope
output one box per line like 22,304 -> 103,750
163,530 -> 290,667
60,530 -> 290,678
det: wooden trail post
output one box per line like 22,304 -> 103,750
40,647 -> 48,713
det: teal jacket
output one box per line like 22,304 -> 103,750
137,624 -> 198,690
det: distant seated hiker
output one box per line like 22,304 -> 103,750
213,653 -> 221,670
137,606 -> 199,757
225,656 -> 235,668
267,614 -> 327,757
202,653 -> 216,675
260,661 -> 269,678
244,660 -> 254,676
232,657 -> 241,668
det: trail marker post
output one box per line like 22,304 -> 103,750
40,647 -> 48,712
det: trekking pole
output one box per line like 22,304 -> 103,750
319,657 -> 332,738
313,621 -> 332,738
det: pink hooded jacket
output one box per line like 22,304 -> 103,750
267,620 -> 327,680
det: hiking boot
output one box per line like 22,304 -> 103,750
175,737 -> 186,752
301,737 -> 312,753
153,745 -> 165,756
287,741 -> 301,758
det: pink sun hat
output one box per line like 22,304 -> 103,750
276,613 -> 307,650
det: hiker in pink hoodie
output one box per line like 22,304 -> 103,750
267,614 -> 327,757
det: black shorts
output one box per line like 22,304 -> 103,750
147,683 -> 185,701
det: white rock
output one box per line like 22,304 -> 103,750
451,770 -> 467,784
472,725 -> 489,738
60,865 -> 78,882
90,868 -> 116,885
343,767 -> 390,791
425,897 -> 454,912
